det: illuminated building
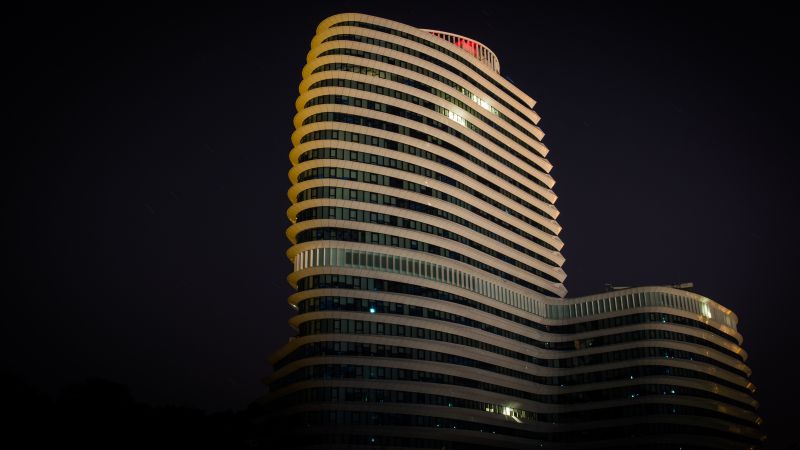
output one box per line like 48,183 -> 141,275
264,13 -> 764,449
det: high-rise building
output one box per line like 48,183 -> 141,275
264,13 -> 763,449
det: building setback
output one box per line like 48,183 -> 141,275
264,12 -> 764,449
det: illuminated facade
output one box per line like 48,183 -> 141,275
265,13 -> 764,449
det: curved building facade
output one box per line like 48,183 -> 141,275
265,13 -> 764,449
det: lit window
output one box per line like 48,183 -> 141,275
701,302 -> 713,319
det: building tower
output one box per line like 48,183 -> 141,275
265,13 -> 764,449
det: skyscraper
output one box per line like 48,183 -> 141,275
265,13 -> 763,449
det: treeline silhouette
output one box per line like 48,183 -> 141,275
3,372 -> 277,449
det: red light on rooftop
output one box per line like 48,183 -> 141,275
455,38 -> 478,57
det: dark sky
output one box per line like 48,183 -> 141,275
6,2 -> 799,447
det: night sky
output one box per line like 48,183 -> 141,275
6,2 -> 799,447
